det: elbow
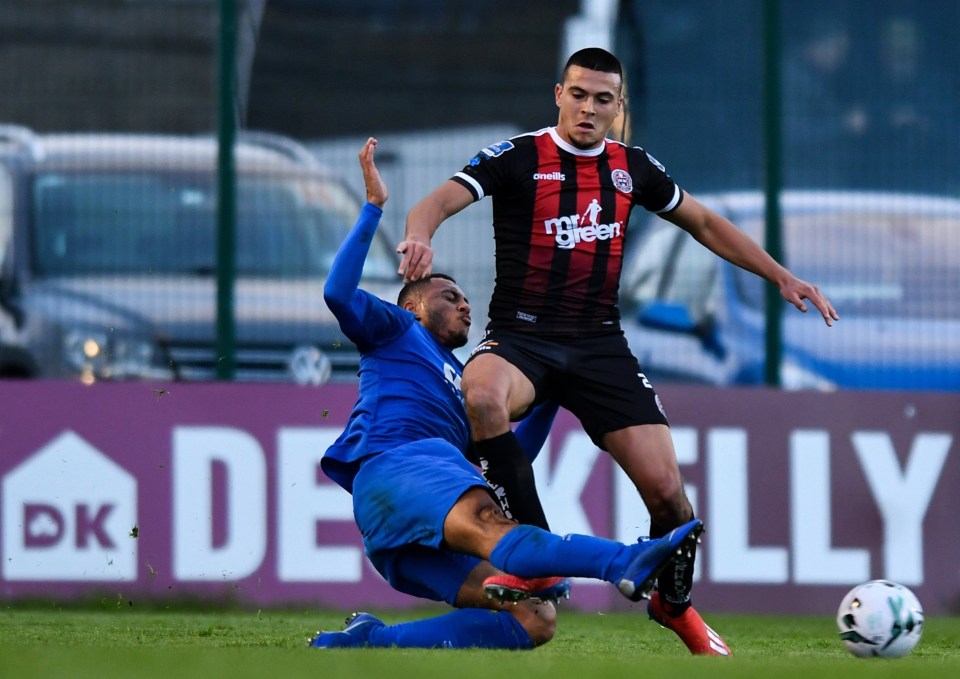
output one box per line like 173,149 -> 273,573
323,283 -> 346,311
322,279 -> 336,302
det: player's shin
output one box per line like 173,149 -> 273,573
473,431 -> 550,530
651,520 -> 697,614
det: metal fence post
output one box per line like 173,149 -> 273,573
216,0 -> 237,380
762,0 -> 784,387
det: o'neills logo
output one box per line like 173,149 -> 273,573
533,171 -> 565,181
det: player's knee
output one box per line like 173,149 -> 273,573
460,489 -> 512,528
475,497 -> 510,524
645,482 -> 693,526
510,601 -> 557,647
463,382 -> 510,427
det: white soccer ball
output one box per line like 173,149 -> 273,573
836,580 -> 924,658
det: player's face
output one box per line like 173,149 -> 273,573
418,278 -> 472,349
555,66 -> 624,150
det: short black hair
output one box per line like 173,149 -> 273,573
562,47 -> 623,83
397,273 -> 457,306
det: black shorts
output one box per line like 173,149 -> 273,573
466,329 -> 669,449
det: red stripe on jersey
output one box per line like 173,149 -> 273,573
561,155 -> 603,311
518,134 -> 563,309
519,136 -> 637,330
601,142 -> 632,307
483,131 -> 676,336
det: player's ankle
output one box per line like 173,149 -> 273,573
660,595 -> 692,617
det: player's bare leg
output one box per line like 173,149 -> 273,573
462,353 -> 551,529
455,561 -> 558,647
605,423 -> 731,656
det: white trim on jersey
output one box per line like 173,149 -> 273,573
453,171 -> 485,201
548,127 -> 606,157
654,185 -> 683,214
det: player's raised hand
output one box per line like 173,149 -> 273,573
396,238 -> 434,282
359,137 -> 388,208
780,276 -> 839,327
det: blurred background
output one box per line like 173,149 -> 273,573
1,0 -> 958,391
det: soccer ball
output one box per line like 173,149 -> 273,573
836,580 -> 924,658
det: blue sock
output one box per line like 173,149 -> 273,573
488,525 -> 631,582
368,608 -> 533,649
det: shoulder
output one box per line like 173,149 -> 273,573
471,129 -> 543,163
603,140 -> 674,178
345,292 -> 417,346
456,130 -> 543,197
606,139 -> 661,163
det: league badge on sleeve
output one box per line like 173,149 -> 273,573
481,140 -> 515,158
470,140 -> 515,166
645,152 -> 667,173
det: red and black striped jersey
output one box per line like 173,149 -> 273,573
452,126 -> 683,338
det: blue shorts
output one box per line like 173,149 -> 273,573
351,438 -> 489,604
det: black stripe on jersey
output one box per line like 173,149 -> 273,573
540,150 -> 580,322
503,145 -> 538,315
579,152 -> 618,329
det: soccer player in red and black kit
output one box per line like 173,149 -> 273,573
399,47 -> 839,656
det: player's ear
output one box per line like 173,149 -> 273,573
401,298 -> 420,316
555,82 -> 563,106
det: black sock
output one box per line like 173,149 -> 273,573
472,431 -> 550,530
650,520 -> 696,615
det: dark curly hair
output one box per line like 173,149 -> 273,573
397,273 -> 458,306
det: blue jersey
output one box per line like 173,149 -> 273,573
321,203 -> 470,492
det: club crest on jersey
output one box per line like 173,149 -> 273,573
611,168 -> 633,193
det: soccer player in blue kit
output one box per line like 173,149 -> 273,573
309,137 -> 703,650
399,48 -> 840,655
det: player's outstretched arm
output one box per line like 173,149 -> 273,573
665,194 -> 839,326
323,138 -> 387,316
398,180 -> 473,282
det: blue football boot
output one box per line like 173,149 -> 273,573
617,519 -> 704,602
308,612 -> 384,648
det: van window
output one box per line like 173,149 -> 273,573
29,171 -> 395,281
656,234 -> 717,322
733,211 -> 960,318
0,167 -> 11,265
623,217 -> 716,322
622,222 -> 676,307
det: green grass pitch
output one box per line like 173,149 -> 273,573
1,603 -> 958,679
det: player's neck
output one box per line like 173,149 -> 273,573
549,127 -> 606,157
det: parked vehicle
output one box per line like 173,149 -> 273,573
0,125 -> 401,383
620,190 -> 960,390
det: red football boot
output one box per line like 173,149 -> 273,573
482,574 -> 571,603
648,592 -> 732,656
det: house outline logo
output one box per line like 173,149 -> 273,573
2,431 -> 137,581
